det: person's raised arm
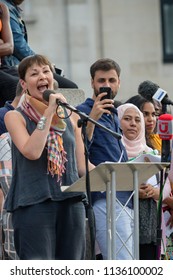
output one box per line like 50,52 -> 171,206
10,17 -> 35,61
86,92 -> 114,141
0,3 -> 13,57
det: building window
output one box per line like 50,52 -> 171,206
160,0 -> 173,62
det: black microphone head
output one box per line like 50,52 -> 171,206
43,89 -> 55,102
138,80 -> 160,101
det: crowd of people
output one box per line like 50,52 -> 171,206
0,0 -> 78,108
0,0 -> 173,261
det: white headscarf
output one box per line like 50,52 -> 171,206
117,103 -> 152,158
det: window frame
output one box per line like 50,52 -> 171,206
160,0 -> 173,63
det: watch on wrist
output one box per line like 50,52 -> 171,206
37,116 -> 47,130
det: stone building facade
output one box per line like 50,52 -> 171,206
22,0 -> 173,102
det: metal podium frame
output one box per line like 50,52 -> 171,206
62,162 -> 168,260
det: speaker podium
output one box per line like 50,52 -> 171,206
62,162 -> 168,260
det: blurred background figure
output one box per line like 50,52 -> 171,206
0,81 -> 24,135
0,1 -> 19,107
1,0 -> 79,89
138,80 -> 163,117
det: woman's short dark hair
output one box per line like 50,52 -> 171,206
18,54 -> 54,80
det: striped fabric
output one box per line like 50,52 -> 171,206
0,134 -> 11,162
20,93 -> 67,134
0,176 -> 18,260
0,133 -> 18,260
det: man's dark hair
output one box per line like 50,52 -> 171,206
90,58 -> 121,79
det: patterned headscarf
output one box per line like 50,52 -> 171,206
20,93 -> 67,181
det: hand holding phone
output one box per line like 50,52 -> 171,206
99,87 -> 113,112
99,87 -> 112,100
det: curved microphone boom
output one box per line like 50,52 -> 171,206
43,89 -> 122,140
43,89 -> 78,112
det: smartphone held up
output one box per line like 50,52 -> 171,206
99,87 -> 112,100
99,87 -> 114,112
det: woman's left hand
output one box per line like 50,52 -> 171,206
166,209 -> 173,228
139,183 -> 155,199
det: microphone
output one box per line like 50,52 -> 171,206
138,80 -> 159,101
157,114 -> 173,162
152,88 -> 173,106
43,89 -> 78,112
138,80 -> 173,106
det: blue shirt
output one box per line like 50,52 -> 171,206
0,101 -> 14,135
1,0 -> 35,66
76,98 -> 133,208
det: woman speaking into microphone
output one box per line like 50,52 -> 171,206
4,54 -> 94,260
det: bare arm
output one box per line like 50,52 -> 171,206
163,196 -> 173,209
0,3 -> 13,57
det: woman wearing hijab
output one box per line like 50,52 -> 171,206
125,95 -> 161,153
117,103 -> 171,260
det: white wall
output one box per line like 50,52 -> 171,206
23,0 -> 173,102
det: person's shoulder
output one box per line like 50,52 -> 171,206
3,101 -> 14,110
1,0 -> 13,10
149,133 -> 161,150
0,102 -> 14,117
4,108 -> 21,120
0,106 -> 9,116
0,1 -> 8,10
2,0 -> 19,20
76,98 -> 93,110
4,109 -> 25,133
0,1 -> 10,17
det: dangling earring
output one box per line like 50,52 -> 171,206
24,89 -> 30,96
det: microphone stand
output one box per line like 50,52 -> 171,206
57,101 -> 121,259
156,103 -> 170,260
77,116 -> 96,260
57,101 -> 122,140
157,157 -> 170,260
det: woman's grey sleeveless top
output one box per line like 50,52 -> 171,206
5,109 -> 85,212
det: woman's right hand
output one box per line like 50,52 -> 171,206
46,92 -> 67,114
